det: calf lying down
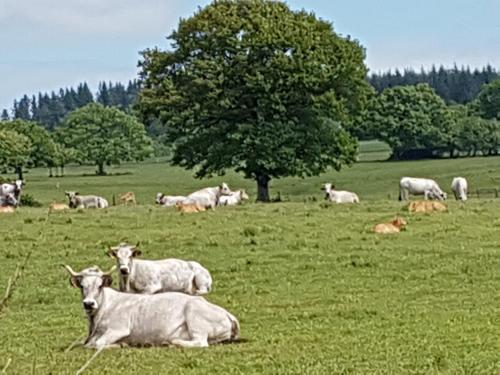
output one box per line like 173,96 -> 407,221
408,200 -> 447,213
373,217 -> 407,234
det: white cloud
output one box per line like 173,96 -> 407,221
0,0 -> 180,36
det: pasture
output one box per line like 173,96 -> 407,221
1,146 -> 499,373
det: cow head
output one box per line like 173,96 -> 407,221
107,243 -> 142,276
64,265 -> 115,314
322,183 -> 334,199
239,190 -> 249,201
392,217 -> 408,229
219,182 -> 231,195
429,189 -> 447,201
155,193 -> 165,205
65,191 -> 79,208
13,180 -> 24,193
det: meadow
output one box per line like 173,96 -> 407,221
0,142 -> 499,374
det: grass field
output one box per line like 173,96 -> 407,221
1,143 -> 500,374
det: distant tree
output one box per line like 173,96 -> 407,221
97,82 -> 110,106
0,128 -> 31,179
475,79 -> 500,120
0,119 -> 59,177
1,109 -> 9,121
370,84 -> 454,160
14,95 -> 31,120
138,0 -> 370,201
76,83 -> 94,107
59,103 -> 153,175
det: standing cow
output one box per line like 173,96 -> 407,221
451,177 -> 468,201
399,177 -> 447,201
64,265 -> 240,349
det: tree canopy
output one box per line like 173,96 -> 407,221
368,84 -> 455,160
476,79 -> 500,120
0,129 -> 31,177
138,0 -> 370,200
59,103 -> 153,175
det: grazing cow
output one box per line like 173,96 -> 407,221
186,183 -> 231,209
107,243 -> 212,295
49,202 -> 70,211
0,180 -> 24,206
156,193 -> 188,207
0,193 -> 18,207
64,265 -> 239,349
451,177 -> 468,201
323,183 -> 359,203
119,192 -> 136,205
373,217 -> 408,234
0,206 -> 15,214
65,191 -> 108,209
219,190 -> 249,206
408,200 -> 447,213
399,177 -> 447,201
176,201 -> 207,213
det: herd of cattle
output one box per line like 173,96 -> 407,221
0,175 -> 470,350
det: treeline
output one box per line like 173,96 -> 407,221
1,81 -> 140,130
369,64 -> 499,104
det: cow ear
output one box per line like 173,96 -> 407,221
70,276 -> 81,288
102,275 -> 113,287
132,249 -> 142,257
107,249 -> 117,258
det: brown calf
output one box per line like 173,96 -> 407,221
408,200 -> 447,213
0,206 -> 15,214
373,217 -> 408,234
119,192 -> 137,205
176,202 -> 206,213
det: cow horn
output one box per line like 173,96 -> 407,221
63,265 -> 81,276
103,265 -> 116,276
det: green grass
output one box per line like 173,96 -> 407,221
1,149 -> 500,373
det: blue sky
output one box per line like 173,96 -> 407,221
1,0 -> 499,111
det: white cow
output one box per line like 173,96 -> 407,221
399,177 -> 447,201
0,180 -> 24,206
219,190 -> 249,206
107,243 -> 212,295
451,177 -> 468,201
65,191 -> 108,209
323,183 -> 359,203
156,193 -> 188,207
64,265 -> 240,349
186,183 -> 231,209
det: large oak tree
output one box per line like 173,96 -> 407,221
138,0 -> 370,201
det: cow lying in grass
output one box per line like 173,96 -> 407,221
408,200 -> 447,213
64,265 -> 239,349
373,217 -> 407,234
65,191 -> 108,209
0,206 -> 15,214
219,190 -> 249,206
107,243 -> 213,295
49,202 -> 70,211
323,183 -> 359,203
176,201 -> 206,213
156,193 -> 187,207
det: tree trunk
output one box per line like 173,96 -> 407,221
60,165 -> 65,177
48,166 -> 53,177
97,162 -> 106,176
15,165 -> 23,181
256,174 -> 270,202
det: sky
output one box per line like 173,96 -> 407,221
1,0 -> 499,111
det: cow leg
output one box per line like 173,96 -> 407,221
86,329 -> 129,349
170,336 -> 209,348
